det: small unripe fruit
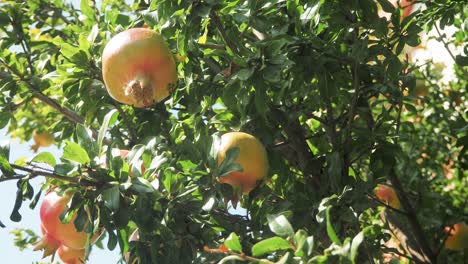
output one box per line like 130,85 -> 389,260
217,132 -> 268,194
102,28 -> 177,107
374,184 -> 401,209
444,222 -> 468,251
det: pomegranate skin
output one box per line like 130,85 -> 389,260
33,224 -> 61,259
57,245 -> 86,264
102,28 -> 177,107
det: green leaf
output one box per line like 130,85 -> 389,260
63,141 -> 91,164
88,24 -> 99,44
0,111 -> 10,129
350,231 -> 364,262
29,189 -> 42,210
267,214 -> 294,237
224,232 -> 242,253
293,229 -> 308,255
31,152 -> 57,167
386,55 -> 402,78
107,230 -> 118,250
98,109 -> 119,153
218,147 -> 243,177
198,27 -> 208,44
276,252 -> 291,264
326,207 -> 341,245
76,124 -> 98,159
73,207 -> 87,232
376,0 -> 395,13
236,68 -> 254,81
0,142 -> 14,177
129,177 -> 156,194
80,0 -> 96,21
252,237 -> 292,257
455,55 -> 468,67
10,180 -> 25,222
102,185 -> 120,211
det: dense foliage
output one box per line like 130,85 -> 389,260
0,0 -> 466,263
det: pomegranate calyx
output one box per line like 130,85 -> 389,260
125,74 -> 154,107
33,233 -> 60,260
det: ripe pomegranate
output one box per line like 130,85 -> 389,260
444,222 -> 468,251
217,132 -> 268,194
57,245 -> 86,264
374,184 -> 401,209
40,191 -> 100,249
102,28 -> 177,107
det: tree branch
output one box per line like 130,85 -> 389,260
343,62 -> 360,176
434,23 -> 467,75
1,164 -> 80,184
0,58 -> 109,144
210,12 -> 240,55
387,169 -> 435,263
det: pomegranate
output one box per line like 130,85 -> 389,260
31,130 -> 54,152
374,184 -> 401,209
57,245 -> 86,264
444,222 -> 468,251
39,191 -> 100,249
102,28 -> 177,107
217,132 -> 268,194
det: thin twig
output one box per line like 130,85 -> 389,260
326,100 -> 338,150
198,43 -> 226,50
0,59 -> 107,143
343,62 -> 360,176
434,23 -> 467,75
367,194 -> 407,215
1,164 -> 80,184
210,12 -> 240,55
381,245 -> 418,263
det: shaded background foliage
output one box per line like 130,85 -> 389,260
0,0 -> 466,263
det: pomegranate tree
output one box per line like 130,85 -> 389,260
102,28 -> 177,107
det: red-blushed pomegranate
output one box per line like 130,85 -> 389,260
57,245 -> 86,264
217,132 -> 268,194
102,28 -> 177,107
444,222 -> 468,251
374,184 -> 401,209
40,191 -> 101,250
